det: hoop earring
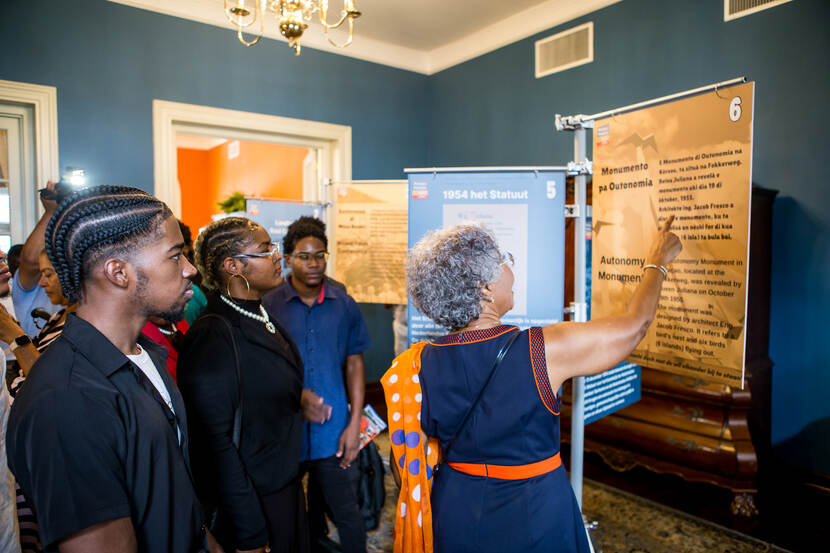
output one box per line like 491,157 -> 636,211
226,273 -> 251,303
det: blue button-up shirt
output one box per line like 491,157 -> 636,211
263,278 -> 371,461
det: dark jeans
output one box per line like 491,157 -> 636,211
302,455 -> 366,553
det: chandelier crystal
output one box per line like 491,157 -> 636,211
224,0 -> 361,55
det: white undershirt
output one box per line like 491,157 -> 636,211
127,345 -> 181,444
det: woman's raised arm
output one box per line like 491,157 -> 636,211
542,215 -> 682,392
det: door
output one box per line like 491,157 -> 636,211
0,103 -> 37,251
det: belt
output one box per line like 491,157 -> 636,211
448,452 -> 561,480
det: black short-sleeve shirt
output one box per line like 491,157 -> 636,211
6,314 -> 204,552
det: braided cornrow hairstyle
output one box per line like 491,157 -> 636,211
282,216 -> 327,254
45,186 -> 172,303
193,217 -> 259,290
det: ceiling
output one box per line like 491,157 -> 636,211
110,0 -> 622,74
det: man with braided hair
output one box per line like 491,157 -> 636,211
6,186 -> 215,553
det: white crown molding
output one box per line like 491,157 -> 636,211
426,0 -> 621,74
109,0 -> 430,74
110,0 -> 621,75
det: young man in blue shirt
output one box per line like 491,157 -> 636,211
263,217 -> 370,553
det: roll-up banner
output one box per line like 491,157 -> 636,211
333,181 -> 408,304
585,229 -> 641,424
591,81 -> 754,387
245,198 -> 324,266
405,168 -> 566,344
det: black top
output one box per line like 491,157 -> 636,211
6,314 -> 204,553
177,293 -> 304,550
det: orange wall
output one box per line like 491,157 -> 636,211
178,140 -> 308,232
177,148 -> 213,233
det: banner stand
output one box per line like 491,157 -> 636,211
555,76 -> 749,541
567,129 -> 592,507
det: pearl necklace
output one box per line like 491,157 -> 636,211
220,294 -> 276,334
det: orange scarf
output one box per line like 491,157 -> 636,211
381,343 -> 440,553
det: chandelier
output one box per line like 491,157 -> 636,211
224,0 -> 361,55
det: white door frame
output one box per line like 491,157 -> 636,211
0,107 -> 34,245
152,100 -> 352,217
0,80 -> 60,232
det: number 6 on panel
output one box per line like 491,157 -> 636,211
729,96 -> 742,122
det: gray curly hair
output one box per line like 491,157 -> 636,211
406,223 -> 502,331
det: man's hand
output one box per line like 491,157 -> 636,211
40,180 -> 59,214
301,389 -> 332,424
20,180 -> 60,290
336,422 -> 360,468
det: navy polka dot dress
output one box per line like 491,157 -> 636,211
419,326 -> 590,553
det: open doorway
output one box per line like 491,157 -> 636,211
176,134 -> 316,233
153,100 -> 351,230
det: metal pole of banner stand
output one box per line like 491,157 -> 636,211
570,126 -> 589,507
581,76 -> 746,122
556,116 -> 594,551
322,178 -> 333,278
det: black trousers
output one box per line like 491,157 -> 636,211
212,477 -> 310,553
261,477 -> 311,553
302,455 -> 366,553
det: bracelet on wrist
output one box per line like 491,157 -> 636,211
643,264 -> 668,279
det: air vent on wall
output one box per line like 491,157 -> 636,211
535,22 -> 593,79
724,0 -> 792,21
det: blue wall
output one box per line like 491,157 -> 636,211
2,0 -> 828,464
0,0 -> 428,187
427,0 -> 830,463
0,0 -> 428,382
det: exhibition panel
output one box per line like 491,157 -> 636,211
405,167 -> 567,344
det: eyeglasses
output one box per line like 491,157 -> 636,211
290,251 -> 329,263
231,242 -> 281,260
501,251 -> 514,267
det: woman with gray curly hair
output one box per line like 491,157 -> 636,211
384,217 -> 681,553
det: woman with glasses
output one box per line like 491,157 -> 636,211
0,248 -> 77,384
177,217 -> 309,553
384,219 -> 681,553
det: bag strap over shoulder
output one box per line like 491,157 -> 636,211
200,314 -> 243,449
442,329 -> 520,461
